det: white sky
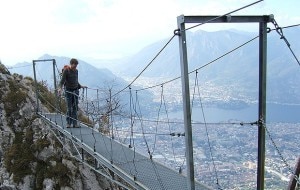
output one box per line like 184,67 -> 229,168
0,0 -> 299,66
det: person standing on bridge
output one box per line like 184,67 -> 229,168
58,58 -> 87,128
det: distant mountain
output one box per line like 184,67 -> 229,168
116,28 -> 300,77
8,28 -> 300,107
84,57 -> 130,73
113,28 -> 300,105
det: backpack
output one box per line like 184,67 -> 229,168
60,65 -> 70,77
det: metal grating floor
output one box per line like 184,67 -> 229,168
39,112 -> 212,190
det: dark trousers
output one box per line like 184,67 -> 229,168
65,89 -> 79,126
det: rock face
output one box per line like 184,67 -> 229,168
0,63 -> 110,190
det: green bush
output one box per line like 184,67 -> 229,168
24,76 -> 33,81
4,132 -> 35,183
53,138 -> 63,149
34,138 -> 51,152
4,126 -> 72,187
36,82 -> 56,112
3,80 -> 28,125
35,81 -> 66,113
0,63 -> 10,74
35,157 -> 72,189
49,162 -> 71,187
35,160 -> 48,189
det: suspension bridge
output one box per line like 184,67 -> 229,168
37,112 -> 213,190
28,1 -> 300,189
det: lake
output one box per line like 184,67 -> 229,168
168,103 -> 300,123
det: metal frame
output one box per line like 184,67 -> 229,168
177,14 -> 274,190
33,59 -> 58,112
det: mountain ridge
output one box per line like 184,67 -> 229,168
8,28 -> 300,106
115,28 -> 300,105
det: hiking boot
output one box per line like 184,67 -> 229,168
66,124 -> 71,128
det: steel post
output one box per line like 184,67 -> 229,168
257,20 -> 268,190
177,15 -> 195,190
52,59 -> 59,113
32,61 -> 39,112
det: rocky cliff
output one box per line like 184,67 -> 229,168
0,63 -> 110,190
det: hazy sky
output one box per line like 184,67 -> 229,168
0,0 -> 299,66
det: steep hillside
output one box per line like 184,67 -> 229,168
0,63 -> 110,189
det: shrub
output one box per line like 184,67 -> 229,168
34,138 -> 51,152
0,63 -> 10,74
36,81 -> 57,112
3,80 -> 28,124
4,132 -> 35,183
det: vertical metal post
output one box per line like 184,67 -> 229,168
32,60 -> 39,112
52,59 -> 59,113
97,89 -> 100,113
257,20 -> 267,190
177,15 -> 195,190
109,89 -> 114,139
81,148 -> 84,161
287,157 -> 300,190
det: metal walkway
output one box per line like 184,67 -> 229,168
38,112 -> 212,190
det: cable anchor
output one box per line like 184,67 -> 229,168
270,19 -> 300,66
271,19 -> 290,47
174,29 -> 181,36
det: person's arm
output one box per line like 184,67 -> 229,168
58,70 -> 67,94
78,83 -> 87,89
